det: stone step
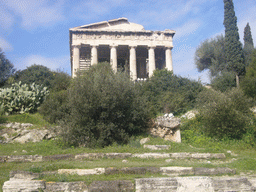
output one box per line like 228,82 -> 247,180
136,177 -> 256,192
3,171 -> 256,192
58,166 -> 235,176
0,152 -> 226,163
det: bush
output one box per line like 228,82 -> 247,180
59,62 -> 152,147
0,82 -> 49,115
39,90 -> 69,124
241,49 -> 256,99
142,69 -> 204,115
196,88 -> 253,139
211,71 -> 236,92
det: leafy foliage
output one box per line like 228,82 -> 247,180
195,35 -> 226,77
0,82 -> 49,115
39,90 -> 69,124
223,0 -> 245,79
241,50 -> 256,98
0,48 -> 15,87
59,62 -> 152,147
243,22 -> 254,66
211,71 -> 236,92
197,88 -> 253,139
142,69 -> 204,115
12,64 -> 54,88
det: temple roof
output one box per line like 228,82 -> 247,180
69,18 -> 175,34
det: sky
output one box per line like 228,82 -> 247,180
0,0 -> 256,84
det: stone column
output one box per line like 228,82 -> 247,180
91,45 -> 98,65
148,46 -> 156,77
165,47 -> 173,72
110,46 -> 117,72
129,46 -> 137,81
72,45 -> 80,77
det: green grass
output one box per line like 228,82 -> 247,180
1,114 -> 256,190
1,113 -> 51,128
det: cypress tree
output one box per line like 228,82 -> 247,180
223,0 -> 245,87
244,22 -> 254,66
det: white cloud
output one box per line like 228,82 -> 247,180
174,20 -> 202,40
0,5 -> 15,30
2,0 -> 65,30
0,37 -> 13,51
16,55 -> 70,74
237,6 -> 256,46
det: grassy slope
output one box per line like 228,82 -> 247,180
1,113 -> 256,190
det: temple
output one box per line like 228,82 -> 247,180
69,18 -> 175,80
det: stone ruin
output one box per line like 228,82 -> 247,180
149,113 -> 181,143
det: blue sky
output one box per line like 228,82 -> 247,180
1,0 -> 255,84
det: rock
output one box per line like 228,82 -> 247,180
165,159 -> 173,163
6,155 -> 43,162
168,113 -> 174,118
89,180 -> 134,192
3,171 -> 45,192
143,145 -> 170,150
148,115 -> 181,143
191,153 -> 226,159
74,153 -> 131,160
170,152 -> 191,159
136,177 -> 255,192
43,154 -> 74,161
58,168 -> 105,175
0,122 -> 56,143
22,150 -> 27,153
132,153 -> 170,158
3,179 -> 45,192
9,171 -> 39,180
160,167 -> 194,176
104,153 -> 132,159
135,177 -> 178,192
156,116 -> 181,129
13,129 -> 49,143
182,110 -> 199,119
250,106 -> 256,114
45,182 -> 88,192
75,153 -> 105,160
122,159 -> 128,163
194,167 -> 236,175
213,177 -> 256,191
140,137 -> 150,145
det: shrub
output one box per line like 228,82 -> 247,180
39,90 -> 69,124
59,62 -> 152,147
211,71 -> 236,92
0,82 -> 49,115
142,69 -> 204,115
196,88 -> 253,139
241,49 -> 256,99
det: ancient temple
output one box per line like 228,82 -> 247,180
69,18 -> 175,80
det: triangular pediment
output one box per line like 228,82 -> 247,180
70,18 -> 145,32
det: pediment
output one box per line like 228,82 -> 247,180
70,18 -> 145,32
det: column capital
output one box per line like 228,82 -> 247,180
129,45 -> 137,49
91,44 -> 99,48
73,45 -> 81,49
148,46 -> 156,50
165,46 -> 173,50
110,45 -> 118,49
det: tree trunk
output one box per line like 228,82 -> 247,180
236,74 -> 240,87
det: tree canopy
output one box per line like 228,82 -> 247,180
244,23 -> 254,66
0,48 -> 15,87
241,50 -> 256,98
223,0 -> 245,85
195,35 -> 226,78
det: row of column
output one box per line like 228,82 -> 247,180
72,45 -> 173,79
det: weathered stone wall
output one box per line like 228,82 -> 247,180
3,171 -> 256,192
